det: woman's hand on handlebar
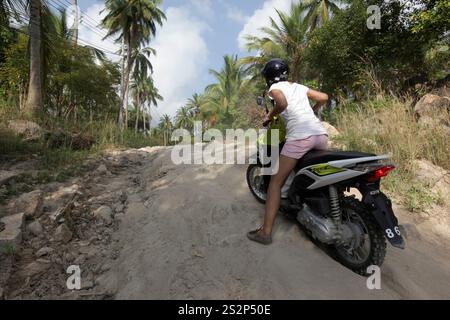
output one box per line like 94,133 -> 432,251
263,114 -> 272,127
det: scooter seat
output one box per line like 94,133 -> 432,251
295,150 -> 376,171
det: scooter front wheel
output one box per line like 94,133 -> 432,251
246,164 -> 268,204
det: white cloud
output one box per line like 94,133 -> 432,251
226,5 -> 250,24
77,3 -> 121,62
190,0 -> 214,18
78,3 -> 209,123
151,7 -> 209,122
237,0 -> 299,51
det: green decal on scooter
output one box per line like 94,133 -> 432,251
257,117 -> 286,146
309,164 -> 346,176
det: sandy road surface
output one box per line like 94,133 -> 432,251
90,147 -> 450,300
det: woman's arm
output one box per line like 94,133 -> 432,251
308,89 -> 329,113
267,89 -> 288,119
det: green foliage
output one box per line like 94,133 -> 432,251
301,0 -> 345,31
158,114 -> 174,146
45,43 -> 120,120
404,183 -> 436,213
424,41 -> 450,81
0,32 -> 29,106
411,0 -> 449,36
303,0 -> 442,99
1,242 -> 16,257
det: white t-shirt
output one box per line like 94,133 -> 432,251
269,81 -> 327,142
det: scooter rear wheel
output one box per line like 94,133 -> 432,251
330,197 -> 387,276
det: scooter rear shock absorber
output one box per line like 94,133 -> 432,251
329,186 -> 342,232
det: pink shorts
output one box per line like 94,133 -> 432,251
281,135 -> 329,160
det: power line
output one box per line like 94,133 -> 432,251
7,1 -> 122,55
54,0 -> 123,47
58,0 -> 110,34
50,0 -> 110,38
46,0 -> 116,46
5,15 -> 122,57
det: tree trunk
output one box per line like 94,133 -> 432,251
25,0 -> 42,117
118,38 -> 126,128
148,105 -> 152,135
143,106 -> 146,133
122,40 -> 132,130
135,95 -> 140,133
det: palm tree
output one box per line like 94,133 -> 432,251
25,0 -> 43,116
130,78 -> 146,133
145,77 -> 163,134
186,93 -> 206,112
206,55 -> 246,122
131,47 -> 156,82
159,114 -> 173,146
130,46 -> 156,132
102,0 -> 166,129
175,106 -> 195,131
186,92 -> 207,126
130,76 -> 161,133
301,0 -> 344,31
241,3 -> 307,82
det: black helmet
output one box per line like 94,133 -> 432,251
261,58 -> 289,87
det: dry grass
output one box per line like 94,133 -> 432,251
334,97 -> 449,211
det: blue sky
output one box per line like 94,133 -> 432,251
70,0 -> 298,120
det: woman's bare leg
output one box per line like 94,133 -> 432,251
260,155 -> 299,236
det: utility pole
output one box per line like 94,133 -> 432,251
71,0 -> 79,45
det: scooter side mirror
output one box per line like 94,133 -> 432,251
256,96 -> 265,106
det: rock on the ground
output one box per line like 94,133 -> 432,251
35,247 -> 54,257
93,206 -> 113,225
432,175 -> 450,206
23,260 -> 51,278
432,85 -> 450,98
10,190 -> 44,219
54,224 -> 73,243
100,263 -> 111,273
321,122 -> 339,139
414,94 -> 450,118
0,170 -> 18,187
412,160 -> 448,186
7,120 -> 43,141
0,212 -> 25,247
82,280 -> 95,290
418,116 -> 450,135
412,160 -> 450,205
27,221 -> 43,237
114,203 -> 125,214
46,184 -> 80,202
73,254 -> 86,265
96,164 -> 110,175
88,191 -> 127,206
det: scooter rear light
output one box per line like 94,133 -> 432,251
367,165 -> 396,182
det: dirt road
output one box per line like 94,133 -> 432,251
92,147 -> 450,300
3,146 -> 450,299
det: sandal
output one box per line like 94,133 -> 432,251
247,227 -> 272,245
